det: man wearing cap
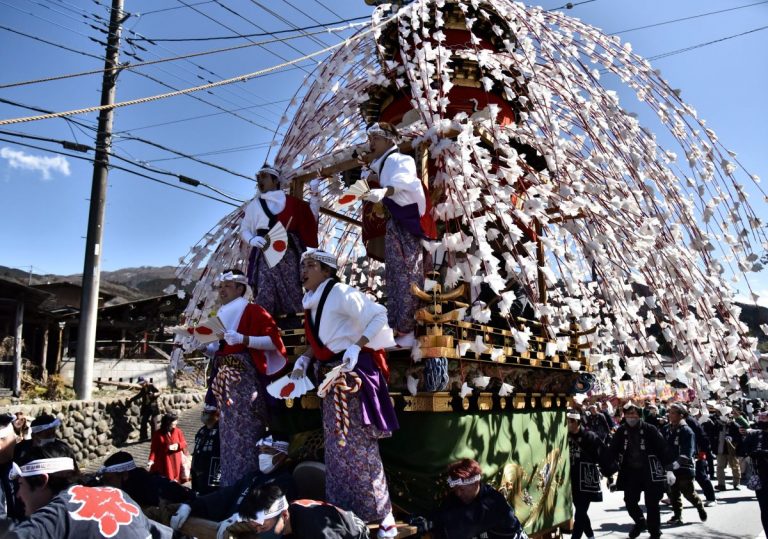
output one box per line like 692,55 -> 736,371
293,248 -> 400,537
190,405 -> 221,495
684,407 -> 717,506
567,410 -> 611,539
129,377 -> 160,441
99,451 -> 194,508
608,401 -> 672,539
361,122 -> 435,349
233,483 -> 369,539
170,433 -> 297,534
205,267 -> 288,486
411,458 -> 528,539
240,164 -> 318,328
8,440 -> 172,538
663,402 -> 707,525
737,410 -> 768,534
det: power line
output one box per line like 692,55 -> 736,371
0,28 -> 338,89
310,0 -> 343,20
128,15 -> 369,42
648,24 -> 768,61
546,0 -> 598,12
113,98 -> 291,133
138,0 -> 216,16
610,1 -> 768,35
244,0 -> 332,49
0,24 -> 103,61
139,141 -> 271,162
0,9 -> 404,126
0,137 -> 239,206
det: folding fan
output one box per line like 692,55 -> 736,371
171,316 -> 225,344
335,179 -> 370,209
267,373 -> 314,400
263,221 -> 289,268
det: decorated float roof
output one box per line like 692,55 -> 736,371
176,0 -> 768,400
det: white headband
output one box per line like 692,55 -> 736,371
257,166 -> 282,180
10,457 -> 75,479
566,412 -> 581,420
0,422 -> 14,439
253,495 -> 289,524
99,460 -> 137,474
447,474 -> 482,488
367,122 -> 397,142
218,271 -> 249,285
257,435 -> 289,454
31,417 -> 61,434
300,248 -> 338,270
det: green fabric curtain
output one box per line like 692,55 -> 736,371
276,405 -> 572,536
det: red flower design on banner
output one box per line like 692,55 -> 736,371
68,485 -> 140,537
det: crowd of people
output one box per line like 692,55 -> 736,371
567,396 -> 768,538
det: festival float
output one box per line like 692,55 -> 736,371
172,0 -> 768,536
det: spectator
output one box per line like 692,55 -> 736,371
715,406 -> 743,491
738,410 -> 768,534
191,405 -> 221,495
149,413 -> 189,483
130,377 -> 160,441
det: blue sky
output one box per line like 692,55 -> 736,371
1,0 -> 766,286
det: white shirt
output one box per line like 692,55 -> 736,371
370,147 -> 426,216
240,190 -> 287,242
302,279 -> 395,353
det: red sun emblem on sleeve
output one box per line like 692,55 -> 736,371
68,485 -> 141,537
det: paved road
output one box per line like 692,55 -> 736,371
586,474 -> 765,538
84,403 -> 203,473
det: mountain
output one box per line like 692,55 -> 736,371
0,265 -> 194,304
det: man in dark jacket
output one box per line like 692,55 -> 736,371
737,410 -> 768,534
191,405 -> 220,495
664,403 -> 707,525
685,411 -> 716,506
608,401 -> 672,539
715,406 -> 744,490
568,410 -> 609,539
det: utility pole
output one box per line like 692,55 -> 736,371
74,0 -> 127,401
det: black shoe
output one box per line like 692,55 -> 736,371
698,507 -> 708,521
629,521 -> 648,538
715,485 -> 726,491
667,516 -> 684,526
733,485 -> 741,491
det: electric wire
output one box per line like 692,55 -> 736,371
0,9 -> 405,126
127,15 -> 370,42
245,0 -> 333,49
0,137 -> 238,206
310,0 -> 343,20
0,24 -> 103,61
648,24 -> 768,61
610,0 -> 768,35
138,0 -> 216,16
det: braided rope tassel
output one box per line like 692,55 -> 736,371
212,366 -> 241,408
332,372 -> 361,447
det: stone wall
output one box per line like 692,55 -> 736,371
12,392 -> 204,464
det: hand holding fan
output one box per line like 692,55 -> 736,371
263,220 -> 289,268
171,316 -> 225,344
267,374 -> 314,399
336,179 -> 370,209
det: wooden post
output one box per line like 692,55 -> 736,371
119,329 -> 126,359
40,325 -> 49,384
13,300 -> 23,397
56,322 -> 65,375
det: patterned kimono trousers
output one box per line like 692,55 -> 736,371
304,286 -> 400,523
206,302 -> 287,486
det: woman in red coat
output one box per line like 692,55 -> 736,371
148,413 -> 189,483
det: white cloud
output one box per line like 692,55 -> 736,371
0,146 -> 71,180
